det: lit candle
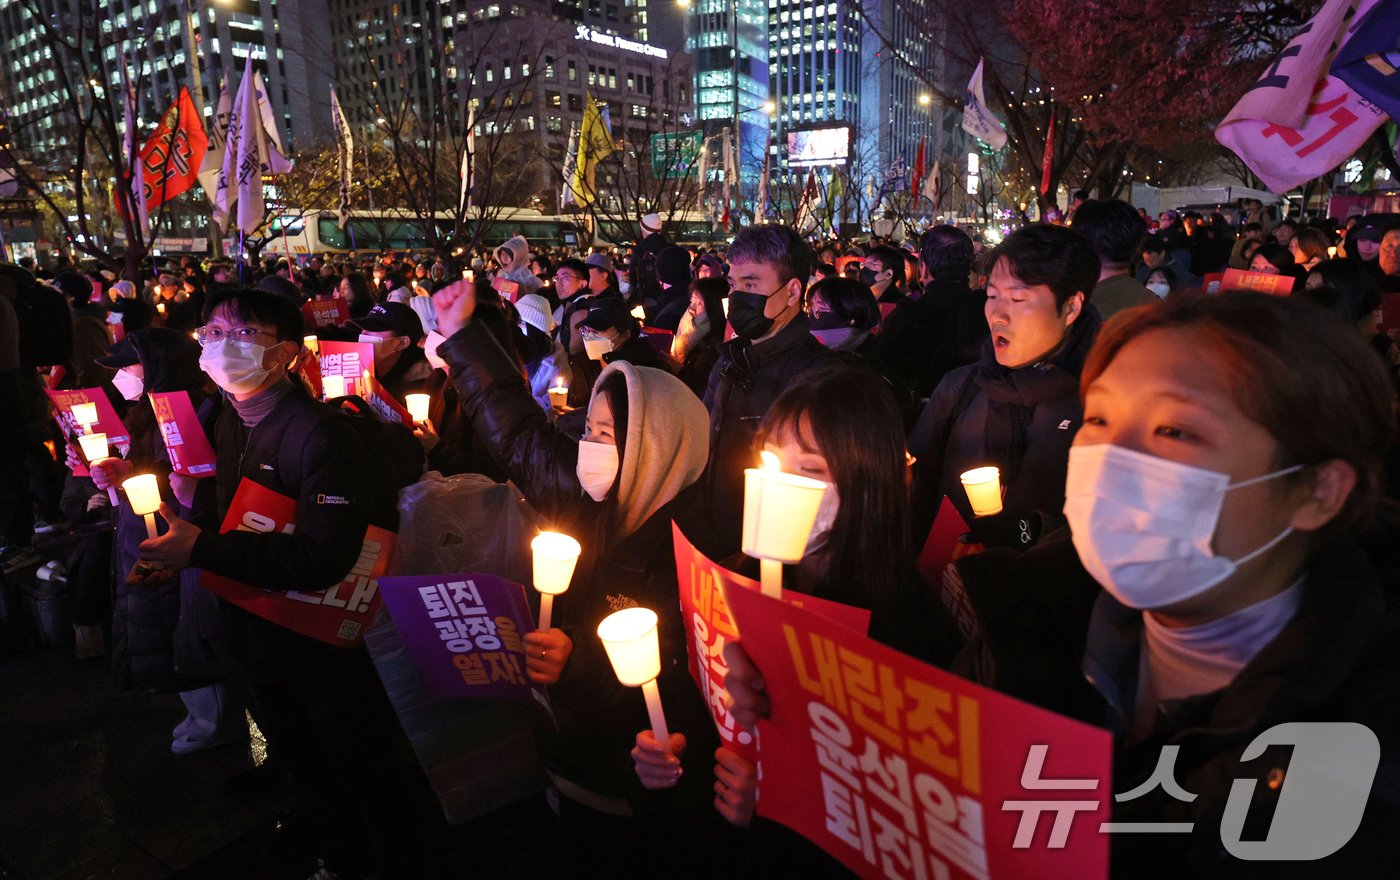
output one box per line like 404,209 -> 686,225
156,302 -> 166,315
548,377 -> 568,410
323,374 -> 346,399
71,401 -> 99,433
1327,246 -> 1337,259
630,304 -> 647,321
122,473 -> 162,539
405,393 -> 431,424
465,269 -> 475,282
960,466 -> 1003,517
78,433 -> 120,505
532,532 -> 581,630
303,334 -> 319,354
597,607 -> 671,755
742,450 -> 830,599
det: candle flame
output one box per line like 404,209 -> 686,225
552,376 -> 567,391
759,450 -> 780,472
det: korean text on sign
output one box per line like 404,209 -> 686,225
722,583 -> 1112,880
378,572 -> 536,701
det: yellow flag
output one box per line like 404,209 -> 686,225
572,95 -> 614,207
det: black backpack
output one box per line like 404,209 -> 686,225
333,395 -> 426,495
14,281 -> 74,368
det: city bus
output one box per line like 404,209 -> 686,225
261,208 -> 588,257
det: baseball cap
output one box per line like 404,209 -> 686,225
584,253 -> 614,273
580,297 -> 635,333
350,302 -> 425,343
96,335 -> 141,369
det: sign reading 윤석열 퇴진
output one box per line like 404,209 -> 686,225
574,25 -> 668,60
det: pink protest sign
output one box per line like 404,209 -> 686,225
1219,268 -> 1294,297
147,391 -> 217,477
46,387 -> 131,477
318,340 -> 376,398
200,479 -> 396,647
491,277 -> 521,302
673,523 -> 871,762
301,297 -> 351,329
916,497 -> 985,642
378,572 -> 535,700
723,583 -> 1113,880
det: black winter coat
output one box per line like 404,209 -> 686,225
908,307 -> 1101,537
951,533 -> 1400,879
701,314 -> 839,556
440,320 -> 719,816
189,385 -> 395,674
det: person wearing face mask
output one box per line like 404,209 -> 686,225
644,369 -> 957,853
134,288 -> 427,878
672,278 -> 727,397
908,223 -> 1103,547
1144,266 -> 1176,300
727,294 -> 1400,877
431,278 -> 724,875
805,276 -> 881,355
702,225 -> 839,556
860,244 -> 908,307
349,301 -> 432,403
81,329 -> 245,756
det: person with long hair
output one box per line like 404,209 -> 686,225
671,277 -> 727,397
337,272 -> 379,319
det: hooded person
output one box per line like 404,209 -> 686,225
496,234 -> 542,299
433,279 -> 723,874
648,245 -> 695,332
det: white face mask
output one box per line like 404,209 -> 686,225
424,330 -> 448,371
1063,444 -> 1302,610
583,333 -> 614,362
1146,282 -> 1171,299
112,367 -> 144,401
576,438 -> 620,502
806,480 -> 839,555
618,280 -> 632,295
200,338 -> 274,395
106,311 -> 123,325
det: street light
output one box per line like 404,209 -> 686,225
918,93 -> 931,106
762,100 -> 775,115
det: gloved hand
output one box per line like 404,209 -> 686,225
960,509 -> 1042,549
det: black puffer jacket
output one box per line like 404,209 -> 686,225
876,278 -> 989,422
908,306 -> 1101,538
701,313 -> 839,556
952,534 -> 1400,879
439,320 -> 719,816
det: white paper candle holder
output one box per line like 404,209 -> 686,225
532,532 -> 581,630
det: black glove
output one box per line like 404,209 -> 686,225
960,509 -> 1043,549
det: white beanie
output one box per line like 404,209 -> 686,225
515,293 -> 555,334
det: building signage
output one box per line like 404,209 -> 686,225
574,25 -> 668,60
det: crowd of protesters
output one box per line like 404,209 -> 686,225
1,197 -> 1399,879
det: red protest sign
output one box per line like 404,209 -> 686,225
673,523 -> 871,763
302,297 -> 351,329
200,479 -> 396,646
916,497 -> 985,642
360,373 -> 413,426
296,348 -> 323,399
1219,268 -> 1294,297
1380,294 -> 1400,336
1200,273 -> 1224,295
148,391 -> 217,477
46,387 -> 131,477
318,340 -> 375,398
491,277 -> 521,302
723,583 -> 1112,880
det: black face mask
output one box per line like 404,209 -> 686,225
859,268 -> 879,288
728,283 -> 786,340
809,310 -> 850,331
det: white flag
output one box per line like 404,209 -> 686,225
961,59 -> 1008,149
215,56 -> 266,235
721,126 -> 734,223
1215,0 -> 1384,193
198,76 -> 232,215
560,123 -> 580,209
118,53 -> 148,235
922,159 -> 942,208
251,70 -> 293,175
459,104 -> 475,214
329,84 -> 353,230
